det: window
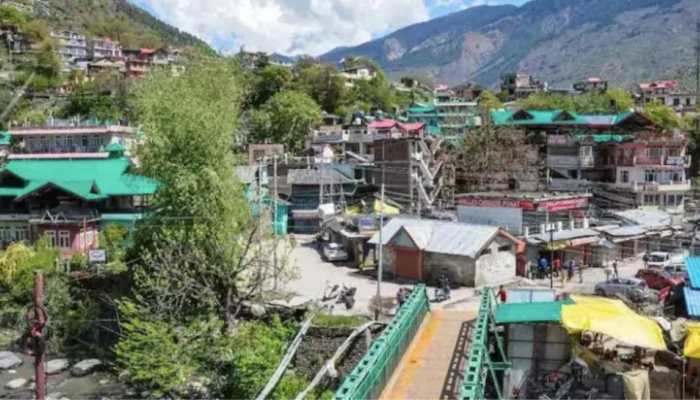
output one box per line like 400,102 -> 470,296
481,249 -> 492,256
45,230 -> 56,247
58,231 -> 70,248
498,245 -> 512,252
621,171 -> 629,183
647,147 -> 662,158
668,148 -> 681,157
82,135 -> 88,147
687,98 -> 692,106
673,98 -> 681,106
645,170 -> 656,182
16,227 -> 28,241
644,195 -> 656,205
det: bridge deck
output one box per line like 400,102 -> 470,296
381,310 -> 475,400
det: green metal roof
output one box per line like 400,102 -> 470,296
491,109 -> 586,126
0,132 -> 11,146
102,213 -> 145,222
0,157 -> 158,200
494,301 -> 571,324
574,133 -> 631,143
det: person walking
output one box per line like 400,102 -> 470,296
538,256 -> 548,279
553,257 -> 562,278
497,285 -> 507,304
613,259 -> 619,279
567,259 -> 575,282
642,252 -> 650,268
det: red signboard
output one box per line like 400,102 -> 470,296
537,198 -> 589,212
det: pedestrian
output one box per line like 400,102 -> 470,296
497,285 -> 507,303
553,257 -> 562,278
538,256 -> 548,279
642,252 -> 650,268
578,261 -> 584,283
567,259 -> 575,282
613,259 -> 619,278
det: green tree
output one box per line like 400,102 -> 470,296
131,60 -> 291,328
251,64 -> 293,107
643,103 -> 682,131
293,61 -> 346,113
478,90 -> 504,118
0,5 -> 26,27
253,90 -> 322,152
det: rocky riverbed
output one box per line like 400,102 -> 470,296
0,351 -> 127,399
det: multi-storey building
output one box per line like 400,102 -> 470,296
491,108 -> 692,212
0,145 -> 156,257
573,77 -> 608,93
406,99 -> 481,137
7,120 -> 136,158
637,80 -> 696,114
91,37 -> 122,59
501,73 -> 546,100
50,30 -> 88,62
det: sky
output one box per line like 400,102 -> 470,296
131,0 -> 528,56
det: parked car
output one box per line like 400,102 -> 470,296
322,243 -> 349,262
594,277 -> 647,298
664,263 -> 688,280
646,252 -> 671,268
635,268 -> 684,290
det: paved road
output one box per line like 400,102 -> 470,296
381,310 -> 475,400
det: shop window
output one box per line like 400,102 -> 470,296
58,231 -> 70,248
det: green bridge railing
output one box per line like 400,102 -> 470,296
334,284 -> 430,400
460,288 -> 510,400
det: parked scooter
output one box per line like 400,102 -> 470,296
337,285 -> 357,310
434,273 -> 451,302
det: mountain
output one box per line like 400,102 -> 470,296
321,0 -> 700,88
31,0 -> 213,52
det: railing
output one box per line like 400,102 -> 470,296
461,288 -> 509,400
334,285 -> 430,400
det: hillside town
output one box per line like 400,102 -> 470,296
2,1 -> 700,400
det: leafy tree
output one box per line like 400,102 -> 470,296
643,103 -> 683,131
131,59 -> 293,328
0,5 -> 26,27
516,89 -> 635,114
478,90 -> 504,115
252,90 -> 322,152
251,64 -> 294,107
293,61 -> 346,113
62,71 -> 130,121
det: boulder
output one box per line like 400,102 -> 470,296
46,358 -> 70,374
70,359 -> 102,377
4,378 -> 27,390
0,351 -> 22,369
250,303 -> 266,317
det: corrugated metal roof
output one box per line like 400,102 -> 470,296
685,287 -> 700,318
596,225 -> 648,237
495,301 -> 567,324
531,228 -> 599,243
687,257 -> 700,289
369,217 -> 502,258
613,209 -> 672,229
286,168 -> 358,185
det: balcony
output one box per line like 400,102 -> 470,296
631,180 -> 692,193
603,155 -> 691,168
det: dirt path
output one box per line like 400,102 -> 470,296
381,310 -> 475,400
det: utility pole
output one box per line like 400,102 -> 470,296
27,273 -> 47,400
273,155 -> 279,290
549,227 -> 554,290
375,184 -> 385,321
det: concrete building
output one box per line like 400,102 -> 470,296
50,30 -> 88,62
637,80 -> 697,114
370,217 -> 522,287
406,99 -> 482,137
501,73 -> 546,100
91,37 -> 122,59
573,77 -> 608,93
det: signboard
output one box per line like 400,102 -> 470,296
536,198 -> 588,213
569,237 -> 600,247
88,249 -> 107,263
456,197 -> 523,209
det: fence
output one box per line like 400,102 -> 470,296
460,288 -> 509,400
333,284 -> 430,400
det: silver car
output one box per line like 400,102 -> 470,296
594,277 -> 647,298
322,243 -> 349,262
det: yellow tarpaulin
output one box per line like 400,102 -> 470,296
684,322 -> 700,358
561,295 -> 666,351
374,199 -> 399,215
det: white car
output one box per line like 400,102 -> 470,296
323,243 -> 349,262
647,252 -> 671,268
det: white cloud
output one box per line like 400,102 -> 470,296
136,0 -> 430,56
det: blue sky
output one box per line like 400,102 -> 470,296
131,0 -> 528,55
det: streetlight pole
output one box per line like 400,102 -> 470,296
549,227 -> 554,289
375,184 -> 385,321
